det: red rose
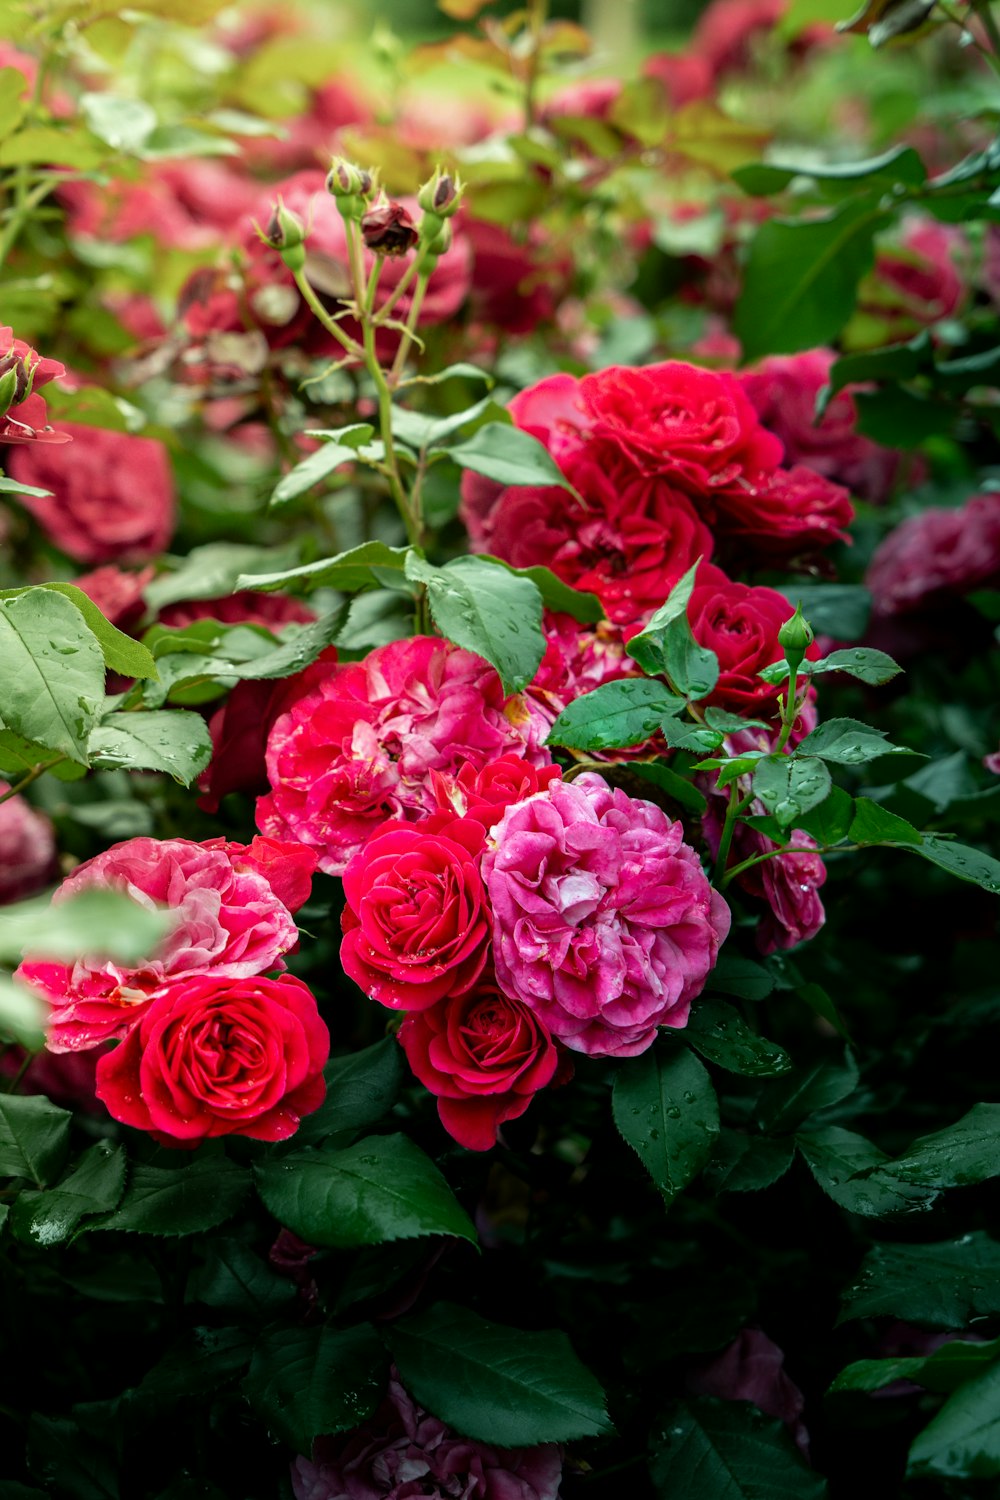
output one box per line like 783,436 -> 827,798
95,973 -> 329,1146
688,564 -> 819,718
429,754 -> 562,829
578,361 -> 784,491
340,820 -> 491,1011
482,443 -> 715,626
464,219 -> 570,336
399,983 -> 559,1150
713,464 -> 854,561
201,834 -> 318,914
9,423 -> 175,563
158,590 -> 315,631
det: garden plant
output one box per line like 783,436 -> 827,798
0,0 -> 999,1494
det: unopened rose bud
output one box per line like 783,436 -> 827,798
326,157 -> 368,199
261,199 -> 306,252
778,604 -> 814,682
417,169 -> 462,218
361,199 -> 419,258
0,351 -> 31,413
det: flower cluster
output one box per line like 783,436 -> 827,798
18,835 -> 328,1145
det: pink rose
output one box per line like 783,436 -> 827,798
866,493 -> 1000,616
399,982 -> 559,1150
740,349 -> 900,503
8,423 -> 175,563
0,785 -> 57,905
292,1371 -> 563,1500
340,819 -> 491,1011
868,216 -> 967,331
642,51 -> 715,106
464,218 -> 569,336
201,834 -> 318,914
702,791 -> 826,953
73,565 -> 154,629
527,613 -> 656,760
18,837 -> 301,1052
483,773 -> 730,1057
687,563 -> 820,720
257,636 -> 547,876
95,972 -> 328,1145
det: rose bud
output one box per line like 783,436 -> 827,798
256,198 -> 307,272
326,156 -> 369,199
777,603 -> 814,680
361,199 -> 419,257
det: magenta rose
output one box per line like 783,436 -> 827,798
95,972 -> 328,1145
292,1371 -> 563,1500
868,216 -> 966,331
158,590 -> 315,630
687,563 -> 820,719
702,790 -> 826,953
399,982 -> 559,1150
483,773 -> 731,1057
740,349 -> 900,503
257,636 -> 547,876
688,1329 -> 809,1455
340,819 -> 491,1011
8,423 -> 175,563
0,784 -> 57,905
866,493 -> 1000,616
18,836 -> 301,1052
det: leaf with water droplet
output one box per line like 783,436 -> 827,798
687,998 -> 792,1077
612,1044 -> 719,1206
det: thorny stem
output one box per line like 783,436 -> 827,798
355,240 -> 420,548
389,272 -> 429,386
291,267 -> 364,362
713,787 -> 753,883
0,45 -> 52,270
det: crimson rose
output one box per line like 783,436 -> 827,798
340,820 -> 491,1011
399,983 -> 559,1150
95,973 -> 329,1145
687,564 -> 819,718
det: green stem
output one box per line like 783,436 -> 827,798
389,273 -> 429,386
713,787 -> 753,884
374,251 -> 425,323
5,1052 -> 33,1094
291,267 -> 364,362
524,0 -> 550,129
0,760 -> 60,806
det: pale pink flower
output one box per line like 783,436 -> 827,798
17,837 -> 301,1052
0,785 -> 57,905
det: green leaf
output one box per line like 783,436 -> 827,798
908,1360 -> 1000,1479
144,541 -> 304,611
755,1051 -> 858,1132
270,431 -> 371,508
444,422 -> 574,492
663,615 -> 720,701
734,143 -> 925,196
0,589 -> 106,763
752,755 -> 832,826
94,1156 -> 251,1236
0,126 -> 105,169
703,1130 -> 796,1194
0,889 -> 172,968
0,974 -> 45,1049
80,93 -> 157,152
0,475 -> 53,499
766,647 -> 901,687
0,1095 -> 71,1186
546,680 -> 684,751
794,786 -> 854,844
831,1338 -> 1000,1396
237,542 -> 411,595
612,1046 -> 719,1205
255,1134 -> 477,1249
243,1323 -> 387,1452
25,1410 -> 120,1500
618,760 -> 709,815
796,718 -> 909,766
10,1143 -> 126,1246
28,585 -> 156,680
839,1234 -> 1000,1328
776,584 -> 871,641
137,1327 -> 254,1404
797,982 -> 852,1041
391,397 -> 501,450
475,557 -> 604,623
649,1398 -> 827,1499
661,719 -> 724,753
848,797 -> 922,845
872,1102 -> 1000,1188
824,332 -> 933,400
405,555 -> 544,694
294,1037 -> 405,1147
387,1301 -> 613,1445
88,708 -> 213,784
190,1238 -> 296,1315
686,999 -> 792,1077
709,954 -> 775,1001
797,1127 -> 935,1217
914,836 -> 1000,895
626,562 -> 701,676
735,197 -> 887,361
